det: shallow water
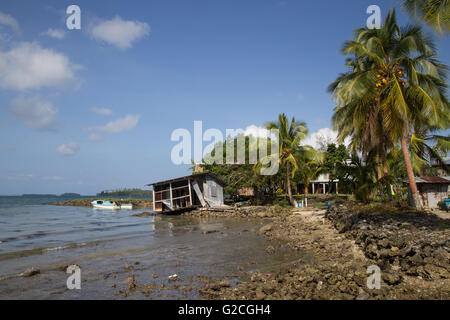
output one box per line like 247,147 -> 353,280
0,196 -> 302,299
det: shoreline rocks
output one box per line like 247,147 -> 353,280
325,203 -> 450,281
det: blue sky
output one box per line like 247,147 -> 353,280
0,0 -> 448,195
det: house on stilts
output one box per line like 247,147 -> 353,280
148,173 -> 226,214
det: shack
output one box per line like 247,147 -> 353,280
407,176 -> 450,209
148,173 -> 226,214
236,187 -> 259,200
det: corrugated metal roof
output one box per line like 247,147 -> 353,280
147,172 -> 226,187
414,176 -> 450,184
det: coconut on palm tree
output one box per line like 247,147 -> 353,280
330,9 -> 449,208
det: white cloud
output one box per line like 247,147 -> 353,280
94,114 -> 141,134
88,133 -> 102,141
0,11 -> 20,33
9,95 -> 58,131
90,107 -> 112,116
56,142 -> 80,156
301,128 -> 350,151
5,173 -> 34,181
41,28 -> 66,39
0,42 -> 77,91
90,16 -> 150,50
87,114 -> 141,140
42,175 -> 64,181
243,125 -> 271,138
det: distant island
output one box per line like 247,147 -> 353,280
22,194 -> 58,197
96,188 -> 152,198
60,193 -> 81,197
20,193 -> 81,197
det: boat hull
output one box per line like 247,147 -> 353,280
92,204 -> 120,210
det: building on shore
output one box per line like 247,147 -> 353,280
296,173 -> 339,195
407,176 -> 450,209
147,173 -> 226,214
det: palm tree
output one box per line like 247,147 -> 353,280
259,113 -> 308,206
401,0 -> 449,34
294,146 -> 323,196
342,153 -> 378,203
329,10 -> 449,208
410,126 -> 450,174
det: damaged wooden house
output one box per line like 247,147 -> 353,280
148,173 -> 226,214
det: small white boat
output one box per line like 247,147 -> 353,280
91,200 -> 133,210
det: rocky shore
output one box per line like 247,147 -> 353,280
181,206 -> 293,219
325,203 -> 450,282
195,204 -> 449,300
27,203 -> 445,300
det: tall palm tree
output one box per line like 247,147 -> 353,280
401,0 -> 449,34
260,113 -> 308,206
330,10 -> 449,208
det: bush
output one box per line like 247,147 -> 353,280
278,198 -> 290,207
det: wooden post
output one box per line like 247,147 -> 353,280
323,183 -> 326,194
312,183 -> 315,194
336,182 -> 338,194
188,179 -> 192,206
169,183 -> 173,208
152,187 -> 156,212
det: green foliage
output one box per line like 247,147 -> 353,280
340,153 -> 378,203
323,143 -> 348,182
97,188 -> 153,197
400,0 -> 449,34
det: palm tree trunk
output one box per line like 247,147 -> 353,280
376,150 -> 385,200
401,121 -> 420,209
286,163 -> 295,206
381,143 -> 393,201
377,163 -> 384,199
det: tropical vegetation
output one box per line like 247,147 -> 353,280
193,8 -> 448,209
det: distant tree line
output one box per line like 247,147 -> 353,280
96,188 -> 153,197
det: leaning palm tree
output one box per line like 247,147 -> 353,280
401,0 -> 449,34
257,113 -> 308,206
330,10 -> 449,208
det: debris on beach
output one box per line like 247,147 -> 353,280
132,211 -> 157,217
21,268 -> 40,277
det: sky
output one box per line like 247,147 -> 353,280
0,0 -> 449,195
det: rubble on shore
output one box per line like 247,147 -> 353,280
325,203 -> 450,281
198,204 -> 449,300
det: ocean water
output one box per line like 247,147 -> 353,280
0,196 -> 301,299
